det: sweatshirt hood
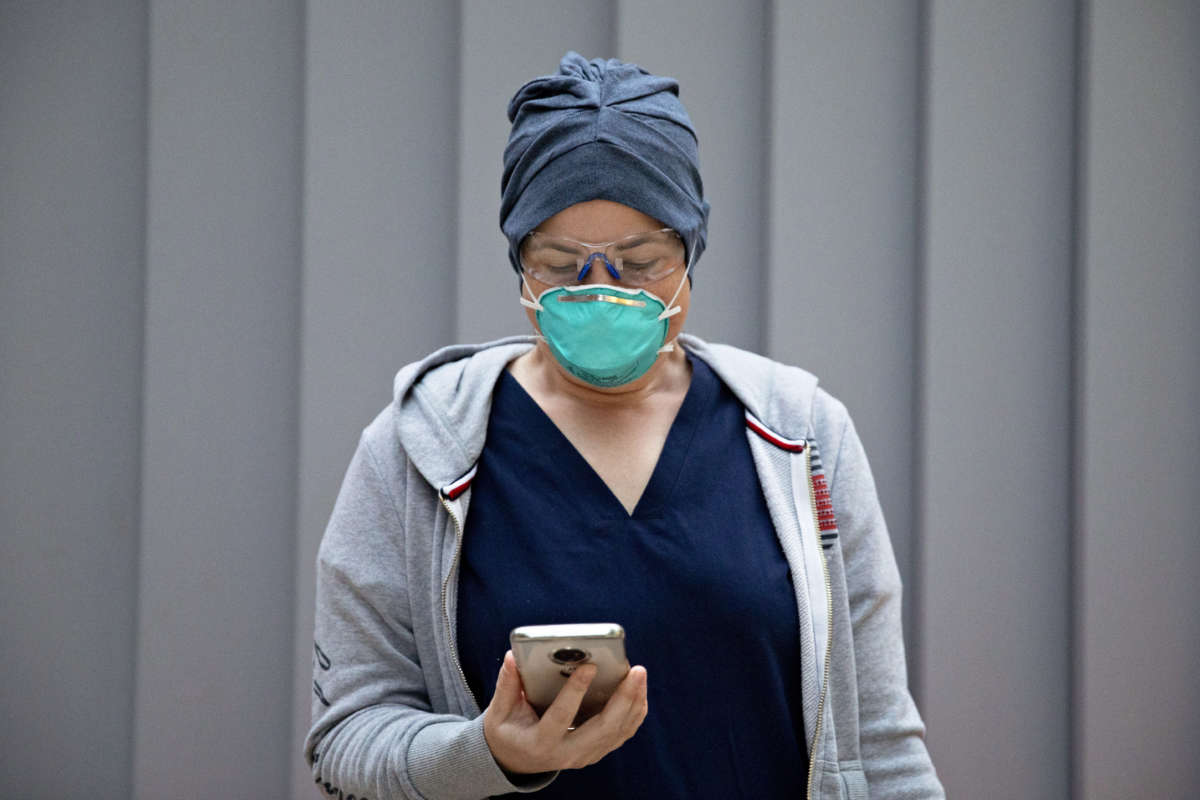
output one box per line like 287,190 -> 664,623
391,334 -> 818,493
392,336 -> 536,492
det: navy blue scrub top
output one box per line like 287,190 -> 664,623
457,356 -> 807,798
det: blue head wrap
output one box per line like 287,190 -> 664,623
500,52 -> 710,275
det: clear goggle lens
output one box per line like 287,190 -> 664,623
520,228 -> 685,287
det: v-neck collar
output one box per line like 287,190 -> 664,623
496,355 -> 720,520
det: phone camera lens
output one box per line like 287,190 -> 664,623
551,647 -> 588,665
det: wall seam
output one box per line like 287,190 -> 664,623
450,0 -> 464,341
909,0 -> 931,707
1067,1 -> 1091,798
287,0 -> 309,795
130,2 -> 155,795
756,0 -> 773,355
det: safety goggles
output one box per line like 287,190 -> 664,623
519,228 -> 685,287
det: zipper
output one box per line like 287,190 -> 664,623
805,444 -> 834,800
438,494 -> 478,711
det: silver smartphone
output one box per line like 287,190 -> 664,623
509,622 -> 629,725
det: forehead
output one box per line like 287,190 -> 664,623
533,199 -> 666,242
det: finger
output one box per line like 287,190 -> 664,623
620,666 -> 647,716
595,663 -> 645,722
616,664 -> 645,700
567,666 -> 646,756
539,662 -> 596,732
590,664 -> 643,726
619,668 -> 649,735
600,666 -> 648,729
489,651 -> 521,718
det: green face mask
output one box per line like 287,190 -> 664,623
521,282 -> 682,387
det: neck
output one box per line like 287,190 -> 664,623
512,339 -> 690,409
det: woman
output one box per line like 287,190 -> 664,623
306,52 -> 943,799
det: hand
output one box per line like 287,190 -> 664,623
482,650 -> 649,775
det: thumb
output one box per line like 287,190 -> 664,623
489,650 -> 521,718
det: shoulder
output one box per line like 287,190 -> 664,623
681,334 -> 849,446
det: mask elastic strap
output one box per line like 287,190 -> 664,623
654,237 -> 697,355
519,274 -> 544,311
657,239 -> 697,322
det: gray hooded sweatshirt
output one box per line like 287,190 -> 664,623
305,335 -> 944,800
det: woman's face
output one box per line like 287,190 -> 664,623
520,198 -> 691,346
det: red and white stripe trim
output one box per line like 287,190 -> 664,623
744,411 -> 806,452
812,471 -> 838,532
440,464 -> 478,500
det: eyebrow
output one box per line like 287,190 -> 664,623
613,234 -> 655,250
525,237 -> 584,254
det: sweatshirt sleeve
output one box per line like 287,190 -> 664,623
818,394 -> 945,799
304,433 -> 553,799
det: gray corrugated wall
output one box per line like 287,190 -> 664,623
0,2 -> 1195,798
918,3 -> 1077,796
0,2 -> 146,796
133,0 -> 303,795
1076,2 -> 1200,796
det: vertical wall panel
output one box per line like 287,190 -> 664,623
765,0 -> 922,656
135,2 -> 302,796
0,3 -> 146,796
1077,2 -> 1200,797
617,0 -> 768,352
292,3 -> 461,795
455,0 -> 615,344
918,3 -> 1076,797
